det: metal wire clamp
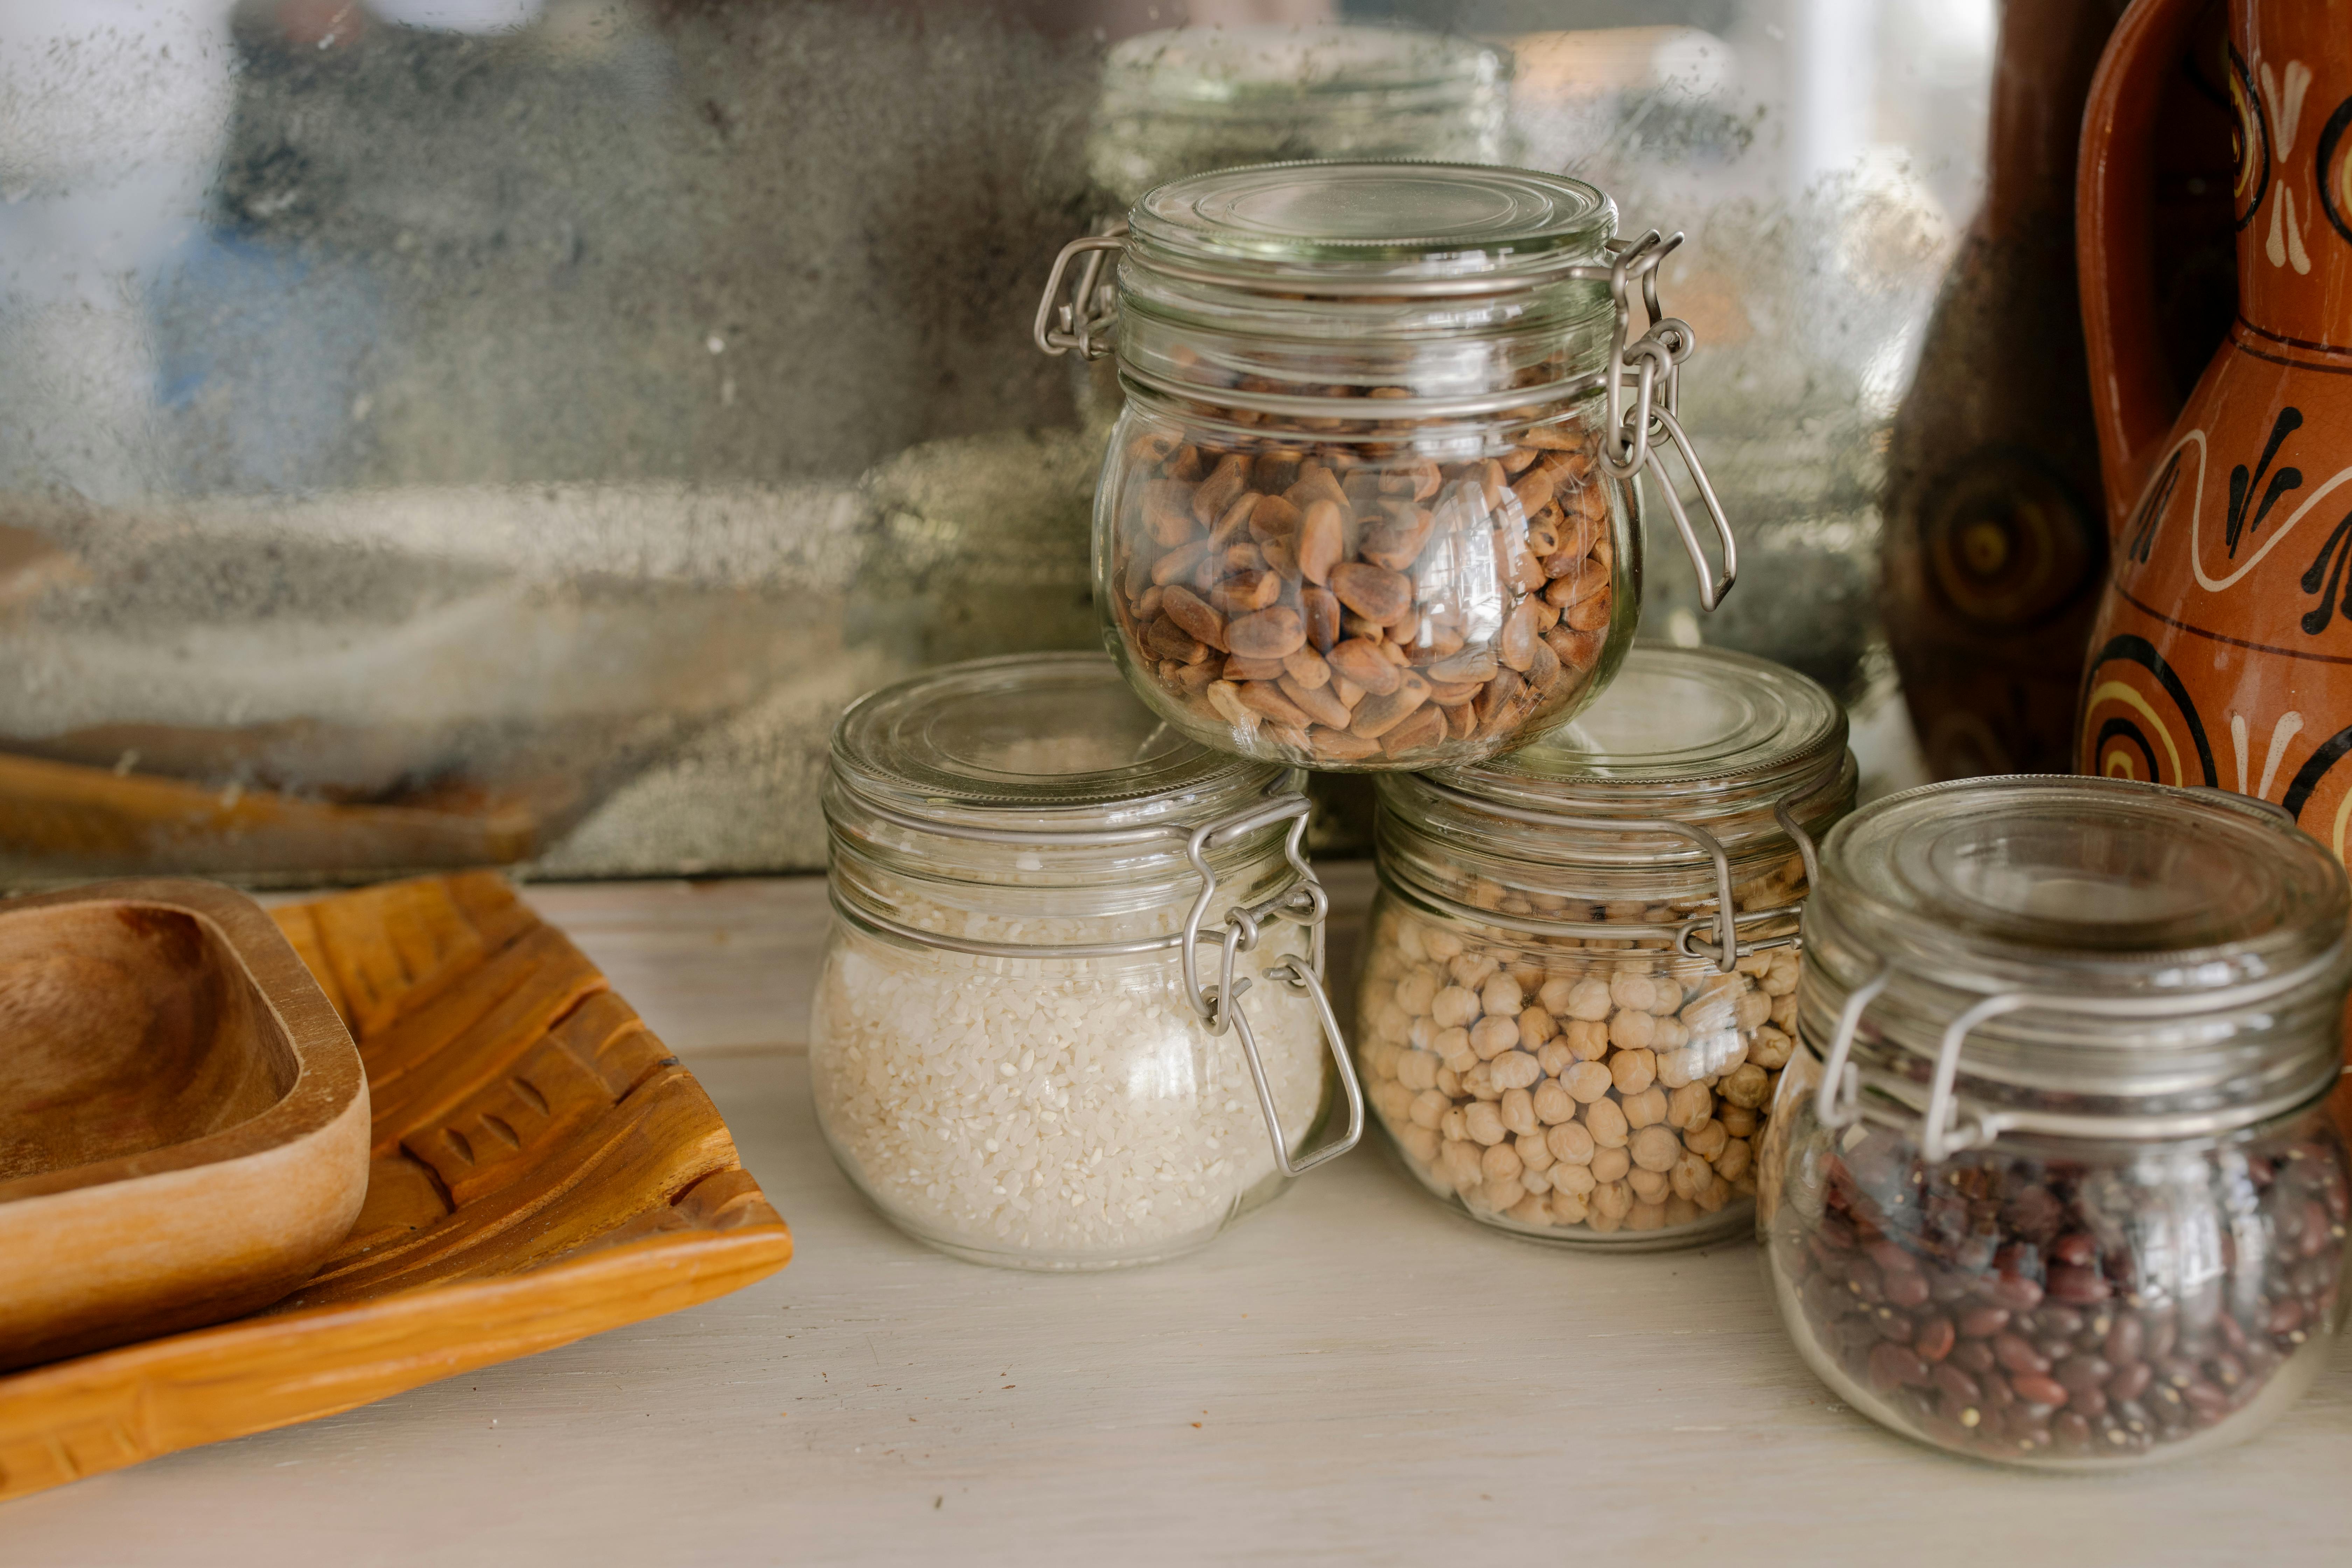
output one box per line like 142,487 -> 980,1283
833,784 -> 1363,1180
1032,224 -> 1126,360
1573,231 -> 1737,611
1401,756 -> 1838,974
1812,944 -> 2352,1161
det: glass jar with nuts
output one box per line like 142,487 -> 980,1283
1354,646 -> 1853,1246
1034,161 -> 1736,771
1763,778 -> 2352,1467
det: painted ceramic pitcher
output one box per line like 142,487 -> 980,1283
2077,0 -> 2352,846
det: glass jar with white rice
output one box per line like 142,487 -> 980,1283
811,652 -> 1360,1268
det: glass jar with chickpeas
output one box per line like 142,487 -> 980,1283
1033,160 -> 1736,771
1354,646 -> 1853,1246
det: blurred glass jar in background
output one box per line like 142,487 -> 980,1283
1509,6 -> 1998,797
854,21 -> 1520,855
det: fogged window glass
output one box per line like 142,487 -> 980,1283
0,0 -> 1991,883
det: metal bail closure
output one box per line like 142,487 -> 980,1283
1577,230 -> 1737,612
1813,965 -> 2022,1161
1180,794 -> 1365,1178
1033,224 -> 1127,360
826,777 -> 1363,1178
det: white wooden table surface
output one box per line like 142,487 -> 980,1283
6,868 -> 2351,1567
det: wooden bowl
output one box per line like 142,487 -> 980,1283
0,880 -> 369,1372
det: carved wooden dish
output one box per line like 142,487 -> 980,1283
0,880 -> 371,1373
0,873 -> 792,1503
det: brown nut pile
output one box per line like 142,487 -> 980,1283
1356,867 -> 1804,1239
1106,414 -> 1622,768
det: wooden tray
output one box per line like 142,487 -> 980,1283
0,872 -> 792,1503
0,881 -> 371,1372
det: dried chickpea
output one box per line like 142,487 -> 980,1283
1358,888 -> 1815,1242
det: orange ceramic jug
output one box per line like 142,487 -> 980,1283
2077,0 -> 2352,845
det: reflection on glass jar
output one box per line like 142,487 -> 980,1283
810,652 -> 1360,1270
1763,777 -> 2352,1466
1354,646 -> 1853,1246
1039,160 -> 1739,772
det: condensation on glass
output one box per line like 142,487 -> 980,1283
0,2 -> 1990,884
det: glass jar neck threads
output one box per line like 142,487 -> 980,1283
1798,777 -> 2352,1162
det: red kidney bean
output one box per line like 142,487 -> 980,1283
1913,1315 -> 1956,1363
1986,1274 -> 2044,1312
2046,1264 -> 2110,1304
2051,1232 -> 2098,1267
2104,1313 -> 2143,1366
2054,1354 -> 2112,1393
1949,1338 -> 1997,1376
2107,1361 -> 2152,1402
1994,1334 -> 2049,1374
1933,1364 -> 1981,1404
2068,1384 -> 2108,1418
2031,1306 -> 2084,1337
1867,1240 -> 1916,1275
1869,1343 -> 1932,1391
2012,1373 -> 2069,1407
1958,1305 -> 2010,1338
1882,1270 -> 1932,1309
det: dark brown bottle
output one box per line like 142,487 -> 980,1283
1879,0 -> 2128,779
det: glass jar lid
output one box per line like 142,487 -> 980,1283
1131,161 -> 1612,277
1381,646 -> 1851,869
1372,648 -> 1854,969
1822,778 -> 2346,981
1800,777 -> 2352,1149
826,652 -> 1298,889
831,651 -> 1275,821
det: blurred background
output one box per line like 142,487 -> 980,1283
0,0 -> 2012,884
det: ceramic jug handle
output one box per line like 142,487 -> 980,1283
2077,0 -> 2208,538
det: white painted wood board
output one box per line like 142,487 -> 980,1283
6,871 -> 2350,1566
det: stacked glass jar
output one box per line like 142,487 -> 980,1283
1763,777 -> 2352,1465
1356,647 -> 1853,1244
810,653 -> 1359,1269
809,159 -> 1743,1271
1035,160 -> 1736,774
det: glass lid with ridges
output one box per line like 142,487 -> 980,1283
829,652 -> 1288,829
1130,161 -> 1614,275
1373,649 -> 1854,901
1396,647 -> 1848,832
1821,776 -> 2348,981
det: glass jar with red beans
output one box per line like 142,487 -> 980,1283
1761,777 -> 2352,1468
